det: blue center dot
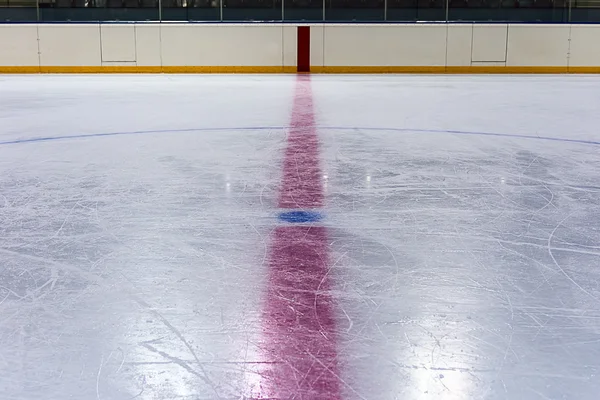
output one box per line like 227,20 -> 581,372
278,210 -> 323,223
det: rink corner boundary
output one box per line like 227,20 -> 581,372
2,66 -> 600,74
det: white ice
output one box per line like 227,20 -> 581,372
1,74 -> 600,400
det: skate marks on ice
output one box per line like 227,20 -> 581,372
320,130 -> 600,399
0,130 -> 283,400
1,75 -> 600,399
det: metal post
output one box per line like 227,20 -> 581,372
568,0 -> 572,22
445,0 -> 449,22
158,0 -> 162,21
36,0 -> 40,22
323,0 -> 325,21
282,0 -> 284,21
384,0 -> 387,21
220,0 -> 223,21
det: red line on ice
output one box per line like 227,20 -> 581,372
278,75 -> 323,209
257,76 -> 341,399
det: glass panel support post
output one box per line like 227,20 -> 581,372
445,0 -> 449,22
384,0 -> 387,21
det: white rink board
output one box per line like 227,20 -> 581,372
1,23 -> 600,70
159,24 -> 286,66
0,24 -> 39,66
506,24 -> 570,67
38,24 -> 102,66
323,25 -> 447,66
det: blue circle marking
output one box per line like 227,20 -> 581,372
278,211 -> 323,223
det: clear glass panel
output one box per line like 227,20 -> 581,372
223,0 -> 283,21
284,0 -> 323,21
38,0 -> 159,21
386,0 -> 446,22
570,0 -> 600,22
447,0 -> 569,22
325,0 -> 385,21
222,0 -> 282,20
160,0 -> 219,21
0,0 -> 38,22
4,0 -> 600,33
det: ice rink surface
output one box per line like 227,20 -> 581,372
1,74 -> 600,400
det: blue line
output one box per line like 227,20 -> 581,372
322,126 -> 600,146
1,125 -> 599,147
0,126 -> 282,146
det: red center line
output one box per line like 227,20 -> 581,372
257,75 -> 342,399
278,75 -> 323,210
